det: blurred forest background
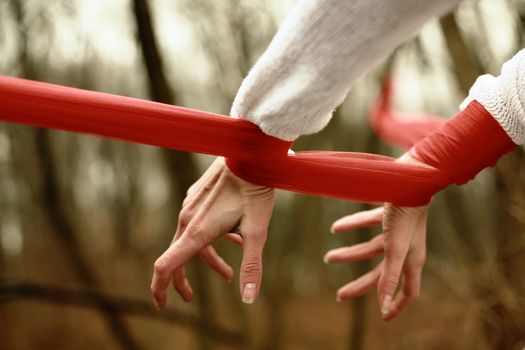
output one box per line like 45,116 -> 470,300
1,0 -> 525,349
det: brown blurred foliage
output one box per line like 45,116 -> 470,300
1,0 -> 525,349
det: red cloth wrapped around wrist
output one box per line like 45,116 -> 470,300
409,100 -> 516,186
0,75 -> 516,207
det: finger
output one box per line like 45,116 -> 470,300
166,205 -> 200,302
377,207 -> 416,316
378,204 -> 427,317
199,246 -> 234,281
235,189 -> 274,305
324,234 -> 384,263
152,225 -> 213,309
331,207 -> 383,233
238,229 -> 268,304
225,233 -> 244,247
383,234 -> 426,321
177,169 -> 223,242
153,172 -> 232,309
382,262 -> 422,321
164,214 -> 194,304
336,262 -> 383,301
172,267 -> 193,302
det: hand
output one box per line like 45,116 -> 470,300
324,154 -> 431,321
151,157 -> 275,309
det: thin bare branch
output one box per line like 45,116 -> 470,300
0,281 -> 244,346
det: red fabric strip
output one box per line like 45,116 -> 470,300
0,76 -> 291,160
225,151 -> 447,206
369,77 -> 516,186
369,77 -> 445,148
411,101 -> 516,185
0,75 -> 513,206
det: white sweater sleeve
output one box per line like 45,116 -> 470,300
461,49 -> 525,145
231,0 -> 461,141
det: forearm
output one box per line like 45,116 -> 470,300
232,0 -> 461,141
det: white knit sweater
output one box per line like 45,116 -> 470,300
231,0 -> 525,145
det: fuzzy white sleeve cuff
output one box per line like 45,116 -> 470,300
461,49 -> 525,145
231,0 -> 461,141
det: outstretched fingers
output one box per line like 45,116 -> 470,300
331,207 -> 383,233
324,234 -> 384,263
336,262 -> 383,301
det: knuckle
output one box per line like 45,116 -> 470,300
417,250 -> 427,266
383,275 -> 400,292
386,240 -> 405,256
150,283 -> 162,298
241,261 -> 261,276
178,208 -> 192,228
185,224 -> 205,239
154,257 -> 170,275
151,288 -> 161,299
250,230 -> 268,244
414,255 -> 426,270
408,251 -> 426,272
183,225 -> 209,248
186,184 -> 197,197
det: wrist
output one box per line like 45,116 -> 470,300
409,100 -> 515,185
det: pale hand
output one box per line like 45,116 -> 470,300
324,153 -> 431,321
151,157 -> 275,309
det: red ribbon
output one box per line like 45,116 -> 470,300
369,77 -> 446,148
0,75 -> 511,206
369,78 -> 515,185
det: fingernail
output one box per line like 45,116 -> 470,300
380,295 -> 392,316
336,295 -> 341,302
330,226 -> 336,234
323,254 -> 330,264
242,283 -> 257,304
153,299 -> 161,311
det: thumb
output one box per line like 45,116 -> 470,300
239,229 -> 268,304
377,205 -> 414,316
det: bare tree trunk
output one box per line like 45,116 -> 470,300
130,1 -> 218,349
130,0 -> 199,196
9,1 -> 141,349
